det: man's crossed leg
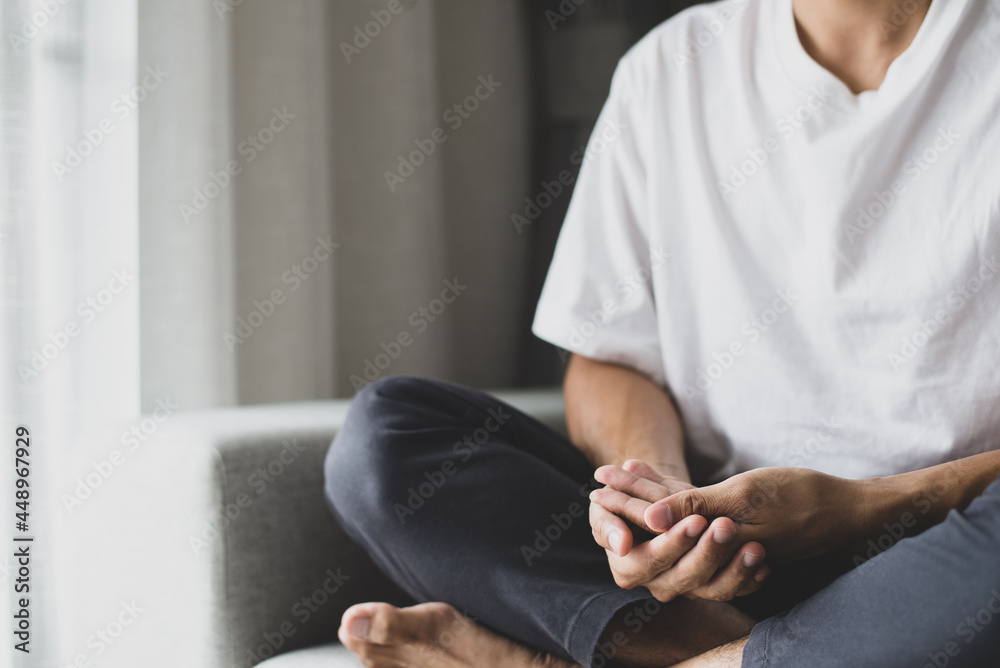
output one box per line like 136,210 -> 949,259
324,377 -> 1000,667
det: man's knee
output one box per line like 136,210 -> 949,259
324,376 -> 445,527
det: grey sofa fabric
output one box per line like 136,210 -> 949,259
205,404 -> 414,666
63,388 -> 564,668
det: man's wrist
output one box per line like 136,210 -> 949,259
839,475 -> 917,549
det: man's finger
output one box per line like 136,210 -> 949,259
624,514 -> 708,576
589,501 -> 633,556
645,484 -> 732,532
589,487 -> 655,532
736,564 -> 770,597
594,465 -> 671,503
648,517 -> 740,599
687,541 -> 766,601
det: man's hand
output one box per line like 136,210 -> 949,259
642,467 -> 857,562
589,460 -> 769,602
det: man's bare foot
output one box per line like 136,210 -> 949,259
338,601 -> 578,668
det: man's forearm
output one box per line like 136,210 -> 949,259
849,449 -> 1000,547
564,354 -> 689,481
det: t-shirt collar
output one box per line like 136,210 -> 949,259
767,0 -> 974,114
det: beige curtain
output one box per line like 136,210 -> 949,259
137,0 -> 533,410
329,1 -> 533,394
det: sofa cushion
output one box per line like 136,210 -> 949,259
257,643 -> 362,667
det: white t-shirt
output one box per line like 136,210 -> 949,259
532,0 -> 1000,483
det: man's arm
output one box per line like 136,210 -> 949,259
849,448 -> 1000,548
564,354 -> 689,481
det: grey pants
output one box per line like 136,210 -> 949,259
741,467 -> 1000,667
323,376 -> 1000,667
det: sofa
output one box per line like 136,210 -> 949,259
64,386 -> 565,667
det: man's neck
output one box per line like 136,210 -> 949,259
792,0 -> 932,94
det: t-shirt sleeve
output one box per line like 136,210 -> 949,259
531,58 -> 665,386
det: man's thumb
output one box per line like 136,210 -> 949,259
645,488 -> 717,532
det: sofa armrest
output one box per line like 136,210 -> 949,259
61,388 -> 564,668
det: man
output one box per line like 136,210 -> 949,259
325,0 -> 1000,665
